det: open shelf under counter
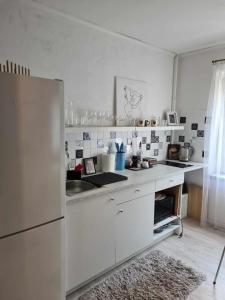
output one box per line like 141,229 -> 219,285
65,125 -> 184,133
153,224 -> 180,242
153,215 -> 179,230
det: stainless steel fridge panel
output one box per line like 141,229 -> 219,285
0,73 -> 65,237
0,219 -> 65,300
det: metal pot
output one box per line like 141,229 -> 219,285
179,145 -> 193,162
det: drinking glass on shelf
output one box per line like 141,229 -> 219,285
101,111 -> 106,126
73,115 -> 80,127
97,111 -> 102,126
81,110 -> 89,126
93,111 -> 98,126
107,112 -> 114,125
88,111 -> 97,126
129,118 -> 136,126
161,119 -> 168,126
65,101 -> 75,127
112,114 -> 116,125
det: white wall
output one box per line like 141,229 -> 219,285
0,0 -> 174,120
176,45 -> 225,112
175,46 -> 225,164
176,46 -> 225,226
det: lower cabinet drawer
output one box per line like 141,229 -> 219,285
110,182 -> 155,205
155,174 -> 184,192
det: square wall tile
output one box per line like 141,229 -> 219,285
132,130 -> 138,138
146,143 -> 151,150
127,130 -> 132,138
75,149 -> 83,159
151,136 -> 159,143
83,148 -> 91,159
75,140 -> 84,148
197,130 -> 204,137
97,139 -> 104,148
103,131 -> 110,139
151,143 -> 159,150
159,142 -> 163,150
110,131 -> 116,139
142,137 -> 147,144
179,136 -> 185,142
83,132 -> 91,140
97,130 -> 104,139
184,142 -> 190,147
90,148 -> 98,157
151,130 -> 156,138
166,136 -> 171,143
180,116 -> 186,124
154,149 -> 159,156
127,138 -> 132,145
191,123 -> 198,130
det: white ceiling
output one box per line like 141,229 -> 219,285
34,0 -> 225,54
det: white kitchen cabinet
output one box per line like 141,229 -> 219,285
115,194 -> 154,263
66,172 -> 185,291
155,174 -> 184,192
66,195 -> 115,292
111,181 -> 155,205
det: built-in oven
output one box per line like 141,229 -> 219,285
154,194 -> 175,224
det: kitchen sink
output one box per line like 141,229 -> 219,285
66,180 -> 97,196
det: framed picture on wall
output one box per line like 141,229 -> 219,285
167,111 -> 179,125
116,76 -> 147,126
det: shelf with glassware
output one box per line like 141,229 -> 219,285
64,101 -> 183,130
65,125 -> 184,133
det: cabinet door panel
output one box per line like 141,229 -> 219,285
115,194 -> 154,263
66,196 -> 115,291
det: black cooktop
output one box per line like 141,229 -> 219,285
158,161 -> 193,168
82,172 -> 128,187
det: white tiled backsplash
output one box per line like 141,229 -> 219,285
175,110 -> 206,162
65,127 -> 172,170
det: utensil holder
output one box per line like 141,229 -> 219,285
116,152 -> 125,171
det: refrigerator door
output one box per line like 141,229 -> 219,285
0,219 -> 65,300
0,73 -> 64,237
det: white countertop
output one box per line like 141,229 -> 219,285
66,161 -> 205,204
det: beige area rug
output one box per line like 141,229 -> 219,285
79,250 -> 206,300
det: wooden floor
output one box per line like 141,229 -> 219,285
155,218 -> 225,300
68,218 -> 225,300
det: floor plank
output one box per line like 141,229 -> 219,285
68,218 -> 225,299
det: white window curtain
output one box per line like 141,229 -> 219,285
202,62 -> 225,228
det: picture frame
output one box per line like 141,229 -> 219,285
83,157 -> 96,175
116,76 -> 147,126
167,111 -> 179,125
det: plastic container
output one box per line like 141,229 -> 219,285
116,152 -> 125,171
102,153 -> 115,172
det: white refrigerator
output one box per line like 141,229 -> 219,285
0,72 -> 65,300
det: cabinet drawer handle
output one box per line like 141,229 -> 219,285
117,210 -> 124,214
135,189 -> 140,193
109,198 -> 115,201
